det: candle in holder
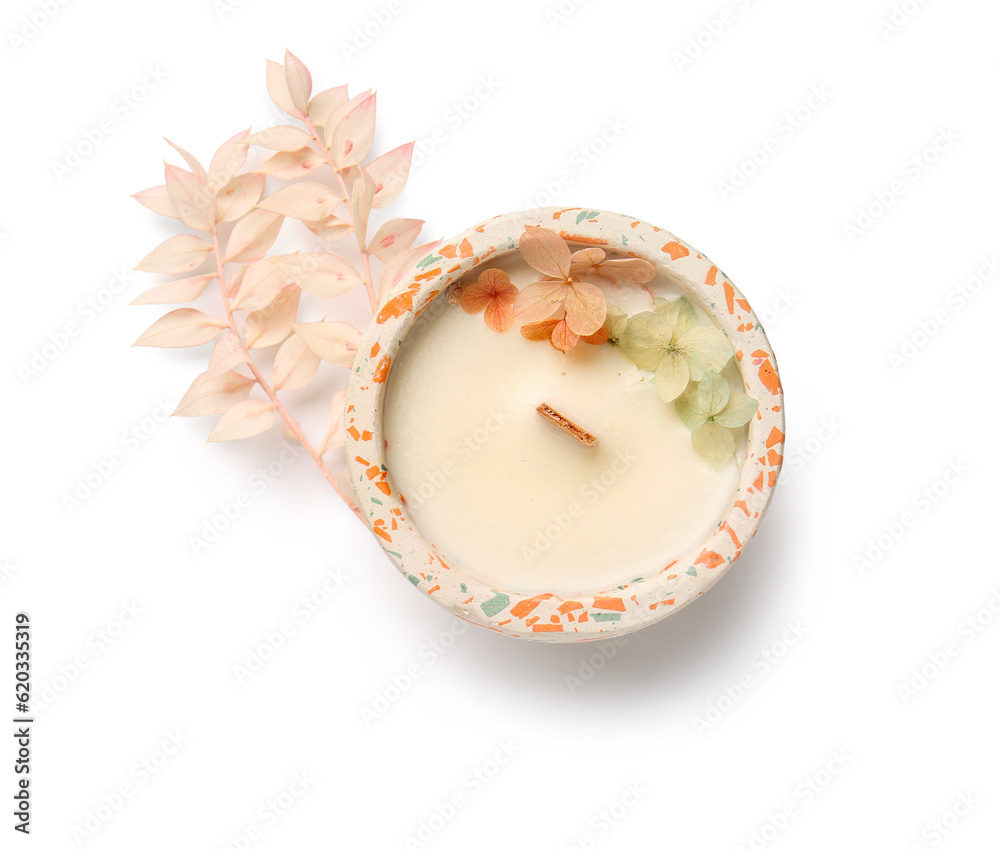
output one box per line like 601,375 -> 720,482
347,209 -> 783,641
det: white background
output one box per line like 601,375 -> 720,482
2,0 -> 998,846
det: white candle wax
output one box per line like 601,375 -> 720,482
383,255 -> 746,597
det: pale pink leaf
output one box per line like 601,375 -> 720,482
283,50 -> 312,115
208,129 -> 250,191
132,185 -> 179,219
265,59 -> 300,117
215,172 -> 265,223
245,286 -> 300,349
136,234 -> 213,273
367,142 -> 414,208
520,227 -> 571,279
257,182 -> 341,221
207,398 -> 276,442
133,308 -> 226,348
272,333 -> 321,391
308,85 -> 348,126
164,139 -> 207,181
130,274 -> 216,305
332,93 -> 377,168
378,240 -> 441,302
368,218 -> 423,262
351,168 -> 375,245
322,90 -> 371,148
257,148 -> 324,179
320,387 -> 348,454
226,263 -> 248,298
165,164 -> 215,231
513,279 -> 566,323
304,217 -> 354,242
245,125 -> 312,152
231,256 -> 288,311
223,209 -> 284,263
206,331 -> 249,378
174,369 -> 254,417
272,253 -> 362,300
292,321 -> 362,366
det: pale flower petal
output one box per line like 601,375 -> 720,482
519,227 -> 571,279
561,280 -> 607,336
513,279 -> 566,323
715,391 -> 758,428
654,351 -> 690,403
697,371 -> 730,417
676,324 -> 733,379
617,311 -> 673,370
691,421 -> 735,471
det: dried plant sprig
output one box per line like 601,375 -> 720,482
132,50 -> 436,516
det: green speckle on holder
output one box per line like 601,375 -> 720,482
686,566 -> 698,577
460,583 -> 467,593
418,254 -> 441,268
408,574 -> 420,585
480,592 -> 511,618
592,612 -> 622,622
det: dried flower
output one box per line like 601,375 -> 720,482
568,247 -> 656,288
520,319 -> 608,352
617,296 -> 733,403
460,268 -> 519,331
675,372 -> 758,470
513,227 -> 608,350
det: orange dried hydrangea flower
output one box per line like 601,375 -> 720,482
459,268 -> 519,331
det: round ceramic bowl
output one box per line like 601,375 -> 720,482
346,208 -> 784,643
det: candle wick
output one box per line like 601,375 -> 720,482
536,403 -> 598,448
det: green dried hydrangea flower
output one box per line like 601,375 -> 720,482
616,297 -> 733,403
676,371 -> 758,470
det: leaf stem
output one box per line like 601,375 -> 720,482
209,229 -> 359,515
301,114 -> 379,312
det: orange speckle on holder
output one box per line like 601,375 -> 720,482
372,355 -> 391,384
662,241 -> 689,260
